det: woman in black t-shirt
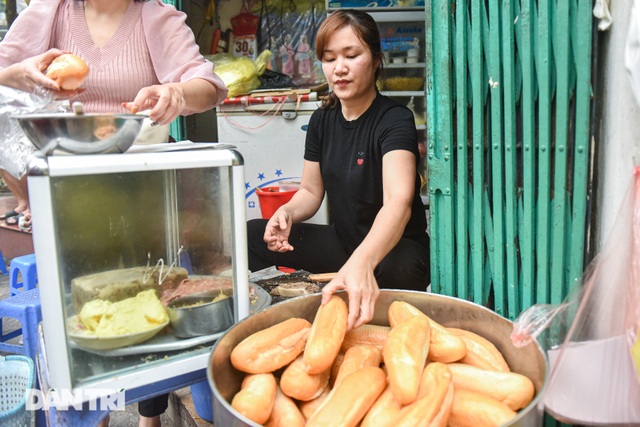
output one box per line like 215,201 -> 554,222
247,9 -> 429,329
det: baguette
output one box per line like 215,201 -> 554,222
394,362 -> 453,427
230,318 -> 311,373
333,344 -> 382,389
329,352 -> 345,387
265,383 -> 307,427
306,366 -> 387,427
280,355 -> 330,401
448,362 -> 535,410
231,373 -> 277,425
341,324 -> 390,353
360,384 -> 403,427
383,315 -> 431,405
447,389 -> 517,427
447,327 -> 510,372
303,296 -> 348,374
388,301 -> 467,363
298,384 -> 331,421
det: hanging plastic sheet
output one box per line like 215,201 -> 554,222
0,86 -> 62,178
511,167 -> 640,425
256,0 -> 326,86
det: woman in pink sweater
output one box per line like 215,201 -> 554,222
0,0 -> 228,425
0,0 -> 228,233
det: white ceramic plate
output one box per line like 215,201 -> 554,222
67,316 -> 169,351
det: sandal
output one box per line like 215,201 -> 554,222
5,214 -> 21,226
0,209 -> 19,220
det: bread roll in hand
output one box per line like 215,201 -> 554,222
303,295 -> 348,374
44,53 -> 89,90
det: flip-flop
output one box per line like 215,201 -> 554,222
0,209 -> 19,220
6,214 -> 21,226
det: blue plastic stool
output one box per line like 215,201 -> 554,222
0,249 -> 8,275
9,253 -> 37,296
0,288 -> 42,360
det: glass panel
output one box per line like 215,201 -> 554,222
50,166 -> 234,387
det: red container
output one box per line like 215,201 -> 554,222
256,186 -> 297,219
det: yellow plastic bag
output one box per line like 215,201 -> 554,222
210,50 -> 272,98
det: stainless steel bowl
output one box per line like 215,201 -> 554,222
208,290 -> 548,427
168,288 -> 234,338
13,112 -> 145,155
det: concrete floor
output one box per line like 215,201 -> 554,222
0,194 -> 212,427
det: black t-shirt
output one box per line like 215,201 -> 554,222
305,93 -> 428,254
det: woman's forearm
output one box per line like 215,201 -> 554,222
177,78 -> 222,113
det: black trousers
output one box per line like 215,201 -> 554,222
138,393 -> 168,418
247,219 -> 430,291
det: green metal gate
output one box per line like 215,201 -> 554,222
425,0 -> 594,320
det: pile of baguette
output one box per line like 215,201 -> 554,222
228,296 -> 536,427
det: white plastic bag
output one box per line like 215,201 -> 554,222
512,166 -> 640,425
0,85 -> 60,178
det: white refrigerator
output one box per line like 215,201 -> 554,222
216,94 -> 330,224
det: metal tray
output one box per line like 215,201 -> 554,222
68,283 -> 271,357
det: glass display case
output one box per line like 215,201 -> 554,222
28,145 -> 253,400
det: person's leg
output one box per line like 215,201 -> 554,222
138,394 -> 168,427
0,169 -> 29,214
247,219 -> 349,273
375,238 -> 430,292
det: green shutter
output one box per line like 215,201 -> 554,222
427,0 -> 594,310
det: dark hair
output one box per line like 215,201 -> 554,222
315,10 -> 384,108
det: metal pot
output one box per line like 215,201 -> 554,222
13,112 -> 145,155
207,290 -> 548,427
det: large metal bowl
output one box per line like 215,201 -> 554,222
13,112 -> 145,155
168,288 -> 234,339
208,290 -> 548,427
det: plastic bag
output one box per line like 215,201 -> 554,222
210,50 -> 272,98
512,166 -> 640,425
256,0 -> 327,86
0,85 -> 61,178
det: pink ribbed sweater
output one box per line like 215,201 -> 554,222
53,1 -> 157,113
0,0 -> 228,114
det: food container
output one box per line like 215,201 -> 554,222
168,288 -> 234,338
207,290 -> 548,427
14,112 -> 145,155
383,76 -> 424,91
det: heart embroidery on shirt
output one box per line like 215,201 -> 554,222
357,159 -> 364,165
357,152 -> 364,166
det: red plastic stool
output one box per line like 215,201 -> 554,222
9,254 -> 38,296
